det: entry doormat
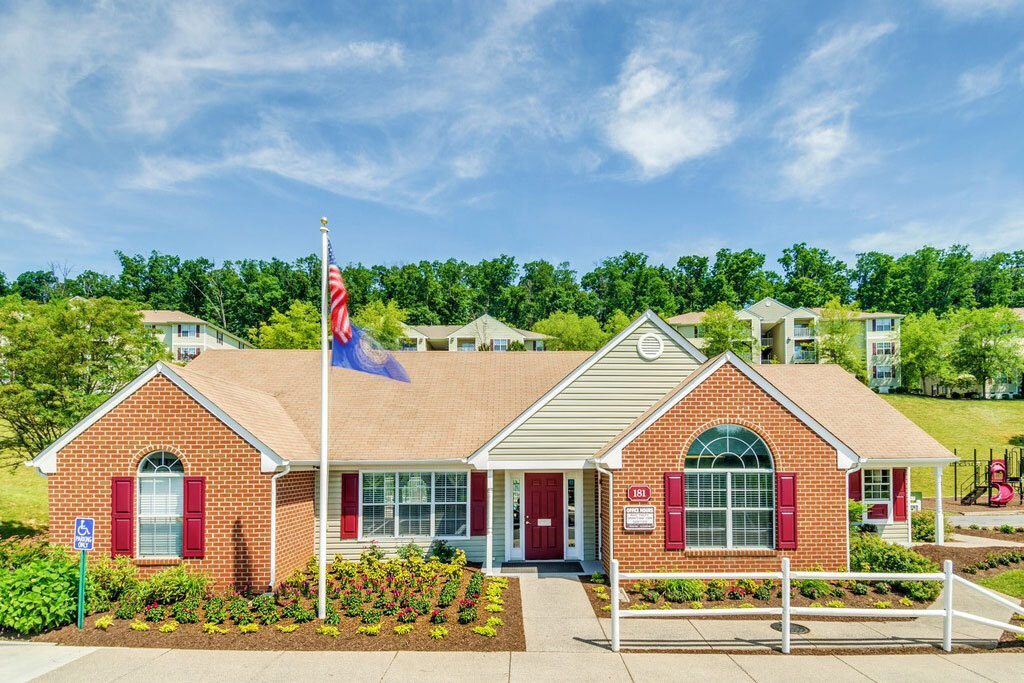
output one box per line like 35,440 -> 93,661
502,561 -> 584,574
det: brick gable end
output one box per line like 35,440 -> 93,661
605,363 -> 847,573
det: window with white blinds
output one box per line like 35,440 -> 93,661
137,452 -> 184,558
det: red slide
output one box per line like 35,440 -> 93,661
991,483 -> 1015,506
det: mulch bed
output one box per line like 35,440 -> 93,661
578,575 -> 920,622
913,543 -> 1024,579
34,570 -> 525,652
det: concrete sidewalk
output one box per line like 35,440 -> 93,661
6,644 -> 1024,682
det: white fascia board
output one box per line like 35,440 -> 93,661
856,457 -> 958,468
467,310 -> 708,465
27,362 -> 285,474
595,351 -> 860,471
486,459 -> 594,471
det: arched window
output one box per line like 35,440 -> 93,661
137,451 -> 184,557
685,425 -> 774,548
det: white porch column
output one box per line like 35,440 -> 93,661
485,470 -> 494,574
935,466 -> 945,545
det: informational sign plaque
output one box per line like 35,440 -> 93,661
623,505 -> 656,531
627,485 -> 652,502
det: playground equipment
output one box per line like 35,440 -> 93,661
956,447 -> 1023,506
989,459 -> 1015,506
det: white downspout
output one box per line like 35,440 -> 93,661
596,469 -> 602,561
268,463 -> 291,591
595,465 -> 613,568
485,470 -> 494,575
845,463 -> 861,571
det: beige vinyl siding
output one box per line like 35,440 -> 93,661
315,469 -> 505,563
583,470 -> 596,561
489,321 -> 702,462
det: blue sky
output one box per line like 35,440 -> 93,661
1,0 -> 1023,277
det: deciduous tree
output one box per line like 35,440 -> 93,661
701,303 -> 755,359
532,311 -> 607,351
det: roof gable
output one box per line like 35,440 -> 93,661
469,310 -> 708,466
595,351 -> 858,470
744,297 -> 792,320
448,314 -> 523,342
27,362 -> 285,474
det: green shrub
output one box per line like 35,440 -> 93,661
281,602 -> 315,623
202,622 -> 228,634
275,623 -> 300,633
203,597 -> 226,624
318,625 -> 342,637
798,578 -> 830,600
130,620 -> 149,631
848,499 -> 867,526
94,615 -> 114,630
660,579 -> 706,603
430,626 -> 448,639
250,594 -> 279,625
396,542 -> 423,560
227,596 -> 253,625
86,556 -> 139,610
360,608 -> 382,625
238,623 -> 259,633
851,582 -> 870,595
911,511 -> 953,543
705,579 -> 726,601
394,623 -> 415,635
428,540 -> 457,563
142,565 -> 210,604
114,591 -> 144,620
850,535 -> 941,601
159,621 -> 178,633
143,603 -> 166,622
0,545 -> 79,634
472,625 -> 497,637
0,537 -> 49,570
1000,524 -> 1016,535
436,576 -> 460,607
590,571 -> 605,584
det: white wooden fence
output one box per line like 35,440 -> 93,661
609,557 -> 1024,653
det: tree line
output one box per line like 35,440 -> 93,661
2,243 -> 1023,343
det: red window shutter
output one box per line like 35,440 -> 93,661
340,473 -> 359,539
848,470 -> 862,501
470,471 -> 487,537
776,473 -> 797,550
892,469 -> 908,522
110,477 -> 134,557
664,472 -> 685,550
181,477 -> 206,558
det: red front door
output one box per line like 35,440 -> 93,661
525,473 -> 563,560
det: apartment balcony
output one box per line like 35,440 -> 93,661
792,349 -> 817,363
792,324 -> 815,338
760,336 -> 773,347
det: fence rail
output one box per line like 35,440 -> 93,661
608,557 -> 1024,653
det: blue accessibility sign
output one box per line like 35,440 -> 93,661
73,518 -> 94,551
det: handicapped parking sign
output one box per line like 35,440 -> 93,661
73,517 -> 94,551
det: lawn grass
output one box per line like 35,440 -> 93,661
882,394 -> 1024,499
978,569 -> 1024,599
0,463 -> 49,539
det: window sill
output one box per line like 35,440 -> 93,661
135,557 -> 184,566
682,548 -> 777,557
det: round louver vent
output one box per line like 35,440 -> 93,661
636,332 -> 664,361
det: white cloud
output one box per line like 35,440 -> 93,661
957,63 -> 1010,102
849,210 -> 1024,254
926,0 -> 1022,20
603,23 -> 741,178
772,22 -> 896,198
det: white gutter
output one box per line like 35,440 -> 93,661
595,464 -> 613,567
268,463 -> 291,590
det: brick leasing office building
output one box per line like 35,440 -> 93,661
29,312 -> 956,590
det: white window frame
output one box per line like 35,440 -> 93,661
862,469 -> 893,524
136,452 -> 184,559
502,470 -> 584,562
872,318 -> 892,332
400,338 -> 419,351
684,469 -> 775,549
458,339 -> 476,352
874,364 -> 893,380
873,341 -> 892,356
178,324 -> 200,338
176,346 -> 201,361
492,338 -> 509,352
357,471 -> 470,541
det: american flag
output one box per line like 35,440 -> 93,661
327,241 -> 352,345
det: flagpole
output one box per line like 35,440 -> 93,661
318,217 -> 329,620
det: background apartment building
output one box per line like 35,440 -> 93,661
400,313 -> 548,351
140,309 -> 253,361
668,297 -> 902,392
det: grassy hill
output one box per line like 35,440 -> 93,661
882,394 -> 1024,498
0,463 -> 48,539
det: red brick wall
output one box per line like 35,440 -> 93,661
274,470 -> 315,587
607,363 -> 848,573
49,374 -> 277,590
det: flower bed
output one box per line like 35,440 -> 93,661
25,543 -> 524,651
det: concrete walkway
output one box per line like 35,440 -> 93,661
950,514 -> 1024,527
517,573 -> 606,652
5,644 -> 1024,682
